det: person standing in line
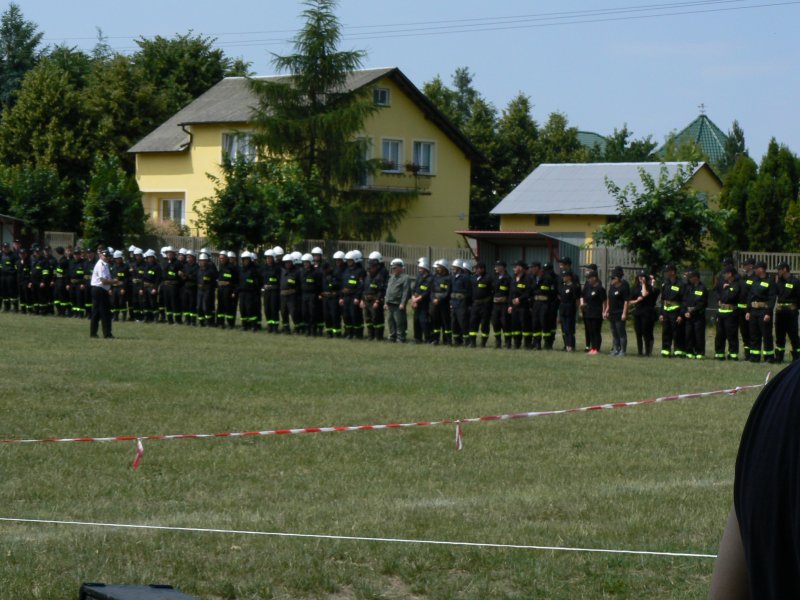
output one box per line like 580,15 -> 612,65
90,249 -> 119,339
714,265 -> 740,361
384,258 -> 411,343
774,261 -> 800,363
468,262 -> 492,348
629,271 -> 659,356
738,257 -> 756,359
604,268 -> 629,356
580,270 -> 606,355
491,261 -> 512,349
411,258 -> 433,344
659,263 -> 685,358
557,269 -> 580,352
746,260 -> 777,363
683,269 -> 708,359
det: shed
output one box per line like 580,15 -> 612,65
456,230 -> 581,269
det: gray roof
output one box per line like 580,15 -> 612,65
129,68 -> 395,154
490,162 -> 709,216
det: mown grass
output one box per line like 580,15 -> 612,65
0,312 -> 778,598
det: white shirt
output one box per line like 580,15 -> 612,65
91,258 -> 112,290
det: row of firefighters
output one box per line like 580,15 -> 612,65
0,242 -> 796,362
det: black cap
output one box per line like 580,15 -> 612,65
611,267 -> 624,278
637,270 -> 648,278
743,257 -> 754,266
475,262 -> 486,270
688,269 -> 700,279
55,246 -> 64,254
723,265 -> 736,275
777,261 -> 791,271
562,269 -> 574,278
664,263 -> 677,272
722,257 -> 734,266
586,270 -> 598,279
755,260 -> 767,270
559,256 -> 572,264
543,262 -> 552,271
514,260 -> 527,269
583,263 -> 597,271
495,260 -> 506,268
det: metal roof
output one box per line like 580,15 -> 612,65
128,67 -> 481,161
577,131 -> 608,155
657,114 -> 729,164
489,162 -> 710,216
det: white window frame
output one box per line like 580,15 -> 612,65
161,198 -> 184,226
221,131 -> 255,163
412,140 -> 436,175
381,138 -> 404,173
373,87 -> 390,107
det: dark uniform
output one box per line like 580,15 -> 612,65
321,264 -> 342,337
774,266 -> 800,362
630,274 -> 659,356
216,257 -> 238,328
280,259 -> 302,333
142,257 -> 162,322
31,251 -> 53,314
181,257 -> 199,325
541,265 -> 559,349
340,260 -> 365,338
363,263 -> 387,340
468,265 -> 492,348
161,256 -> 183,324
300,261 -> 322,336
558,273 -> 581,351
746,264 -> 777,363
714,269 -> 741,360
237,256 -> 262,331
660,270 -> 685,357
739,265 -> 755,358
430,264 -> 451,345
491,265 -> 512,349
412,267 -> 433,343
110,258 -> 130,320
682,274 -> 708,359
17,250 -> 33,313
581,275 -> 606,352
508,266 -> 531,350
129,255 -> 147,322
261,257 -> 281,333
68,253 -> 89,317
53,251 -> 70,316
0,245 -> 17,311
450,264 -> 471,346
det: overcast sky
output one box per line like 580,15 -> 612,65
22,0 -> 800,161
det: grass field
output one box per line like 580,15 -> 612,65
0,312 -> 780,599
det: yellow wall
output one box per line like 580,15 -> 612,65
135,76 -> 471,246
498,165 -> 723,246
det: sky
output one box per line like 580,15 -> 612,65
20,0 -> 800,161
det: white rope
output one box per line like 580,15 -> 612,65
0,517 -> 716,559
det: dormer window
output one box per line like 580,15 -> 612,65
373,87 -> 390,107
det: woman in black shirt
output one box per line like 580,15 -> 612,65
580,270 -> 606,355
629,270 -> 660,356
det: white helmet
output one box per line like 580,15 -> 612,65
178,247 -> 186,255
264,249 -> 274,257
333,250 -> 346,260
144,249 -> 156,258
242,251 -> 253,260
368,251 -> 383,262
435,258 -> 450,272
128,245 -> 136,252
311,246 -> 323,255
107,247 -> 115,255
113,250 -> 123,259
164,246 -> 175,254
418,257 -> 430,271
344,250 -> 355,261
301,253 -> 313,262
282,253 -> 294,263
133,248 -> 143,256
199,252 -> 210,260
390,258 -> 404,268
452,258 -> 463,271
351,249 -> 363,263
227,251 -> 236,258
200,247 -> 210,255
272,246 -> 284,256
186,249 -> 196,257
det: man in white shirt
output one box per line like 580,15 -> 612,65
90,249 -> 119,338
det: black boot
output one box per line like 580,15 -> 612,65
494,336 -> 501,349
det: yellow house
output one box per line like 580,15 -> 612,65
490,162 -> 723,246
129,67 -> 479,246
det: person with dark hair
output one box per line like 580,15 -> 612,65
604,267 -> 630,356
738,257 -> 756,359
659,263 -> 685,358
629,270 -> 659,356
557,269 -> 580,351
491,261 -> 512,349
746,261 -> 777,363
709,362 -> 800,599
714,266 -> 740,360
89,249 -> 119,338
774,261 -> 800,363
580,270 -> 606,355
508,260 -> 530,350
468,262 -> 492,348
683,270 -> 708,359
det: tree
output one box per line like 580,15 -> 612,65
717,154 -> 757,254
82,154 -> 146,249
494,93 -> 538,199
5,164 -> 65,236
133,32 -> 231,117
596,164 -> 730,273
195,157 -> 325,250
0,2 -> 43,107
719,120 -> 747,174
251,0 -> 411,239
463,98 -> 499,229
658,132 -> 708,163
534,112 -> 587,164
746,139 -> 799,251
596,125 -> 657,162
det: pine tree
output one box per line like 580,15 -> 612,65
0,3 -> 43,107
719,120 -> 747,174
251,0 -> 411,240
718,154 -> 757,254
494,93 -> 538,199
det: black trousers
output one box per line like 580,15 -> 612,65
509,304 -> 528,348
197,288 -> 215,324
301,293 -> 317,334
584,316 -> 603,351
90,286 -> 112,337
363,298 -> 384,339
560,311 -> 576,349
491,302 -> 509,339
683,315 -> 706,357
162,283 -> 181,322
661,311 -> 684,356
451,302 -> 469,343
774,309 -> 799,359
715,311 -> 739,359
217,286 -> 236,325
0,273 -> 16,306
469,300 -> 491,345
633,308 -> 656,355
263,290 -> 280,328
430,300 -> 451,343
323,297 -> 340,335
239,290 -> 260,329
413,302 -> 430,342
531,301 -> 548,348
748,310 -> 774,360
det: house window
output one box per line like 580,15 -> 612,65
357,137 -> 373,188
535,215 -> 550,226
373,87 -> 390,106
412,141 -> 435,175
381,139 -> 403,172
222,132 -> 255,162
162,199 -> 184,225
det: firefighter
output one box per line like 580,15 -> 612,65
237,251 -> 262,331
110,250 -> 129,321
129,248 -> 146,322
491,261 -> 512,349
261,248 -> 281,333
216,251 -> 239,329
161,246 -> 183,324
508,260 -> 530,350
362,251 -> 387,340
738,257 -> 755,359
682,269 -> 708,359
745,261 -> 777,363
0,242 -> 17,311
53,246 -> 70,317
774,261 -> 800,363
280,253 -> 301,334
142,249 -> 162,322
659,263 -> 685,357
430,259 -> 452,345
714,265 -> 740,361
468,262 -> 492,348
300,253 -> 322,336
321,261 -> 342,337
449,258 -> 472,346
181,249 -> 199,325
411,258 -> 433,344
339,250 -> 365,339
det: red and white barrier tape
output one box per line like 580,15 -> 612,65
0,372 -> 772,469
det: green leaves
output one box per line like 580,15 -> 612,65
596,164 -> 731,273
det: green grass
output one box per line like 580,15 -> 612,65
0,312 -> 779,599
